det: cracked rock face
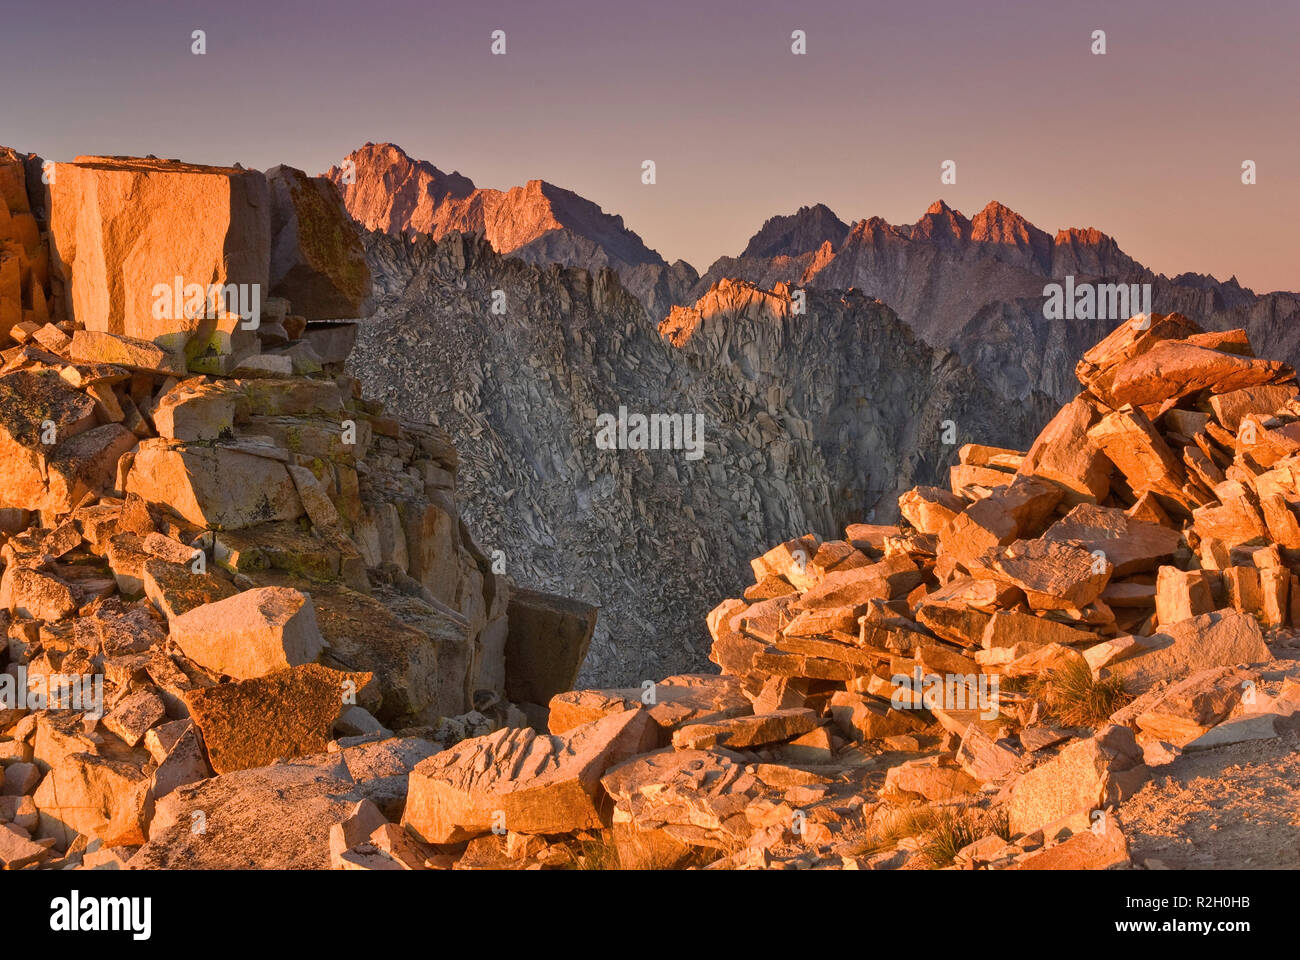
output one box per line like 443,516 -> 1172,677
349,230 -> 1049,687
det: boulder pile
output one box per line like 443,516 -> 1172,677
0,149 -> 594,869
369,312 -> 1300,870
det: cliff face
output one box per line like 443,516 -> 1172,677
0,147 -> 53,341
350,230 -> 1051,687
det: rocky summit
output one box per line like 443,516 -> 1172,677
2,143 -> 1299,872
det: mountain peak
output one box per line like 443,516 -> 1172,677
974,199 -> 1025,223
910,200 -> 969,243
738,204 -> 850,259
971,200 -> 1050,251
326,143 -> 666,272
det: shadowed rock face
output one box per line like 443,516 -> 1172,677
266,165 -> 373,321
740,204 -> 851,260
349,230 -> 1050,686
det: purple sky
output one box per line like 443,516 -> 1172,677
3,0 -> 1297,291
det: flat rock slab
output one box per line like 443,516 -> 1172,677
1074,312 -> 1203,404
102,688 -> 167,747
981,609 -> 1097,650
126,440 -> 303,531
68,330 -> 187,376
1008,725 -> 1148,836
169,586 -> 323,680
601,748 -> 764,864
149,723 -> 210,800
1107,339 -> 1288,408
939,477 -> 1061,569
0,566 -> 75,620
402,708 -> 653,844
1133,666 -> 1253,746
142,557 -> 238,621
128,754 -> 359,869
1184,713 -> 1280,751
184,663 -> 372,774
1209,383 -> 1298,432
979,539 -> 1112,610
883,755 -> 980,801
32,752 -> 151,848
1010,822 -> 1130,870
791,559 -> 909,609
671,708 -> 819,750
899,485 -> 966,535
548,674 -> 750,738
1101,611 -> 1271,694
337,736 -> 442,821
1019,726 -> 1073,752
1016,394 -> 1111,504
1043,503 -> 1182,576
0,823 -> 51,869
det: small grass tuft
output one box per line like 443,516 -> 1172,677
918,807 -> 980,868
570,835 -> 623,870
869,804 -> 940,852
1026,657 -> 1132,727
982,806 -> 1013,843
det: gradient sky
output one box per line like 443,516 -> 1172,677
3,0 -> 1297,291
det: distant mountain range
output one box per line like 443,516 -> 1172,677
327,143 -> 1300,683
705,199 -> 1300,403
326,143 -> 1300,405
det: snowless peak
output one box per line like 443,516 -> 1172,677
325,142 -> 665,270
738,203 -> 850,259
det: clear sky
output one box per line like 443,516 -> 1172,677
3,0 -> 1296,291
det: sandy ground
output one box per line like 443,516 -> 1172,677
1119,725 -> 1300,869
